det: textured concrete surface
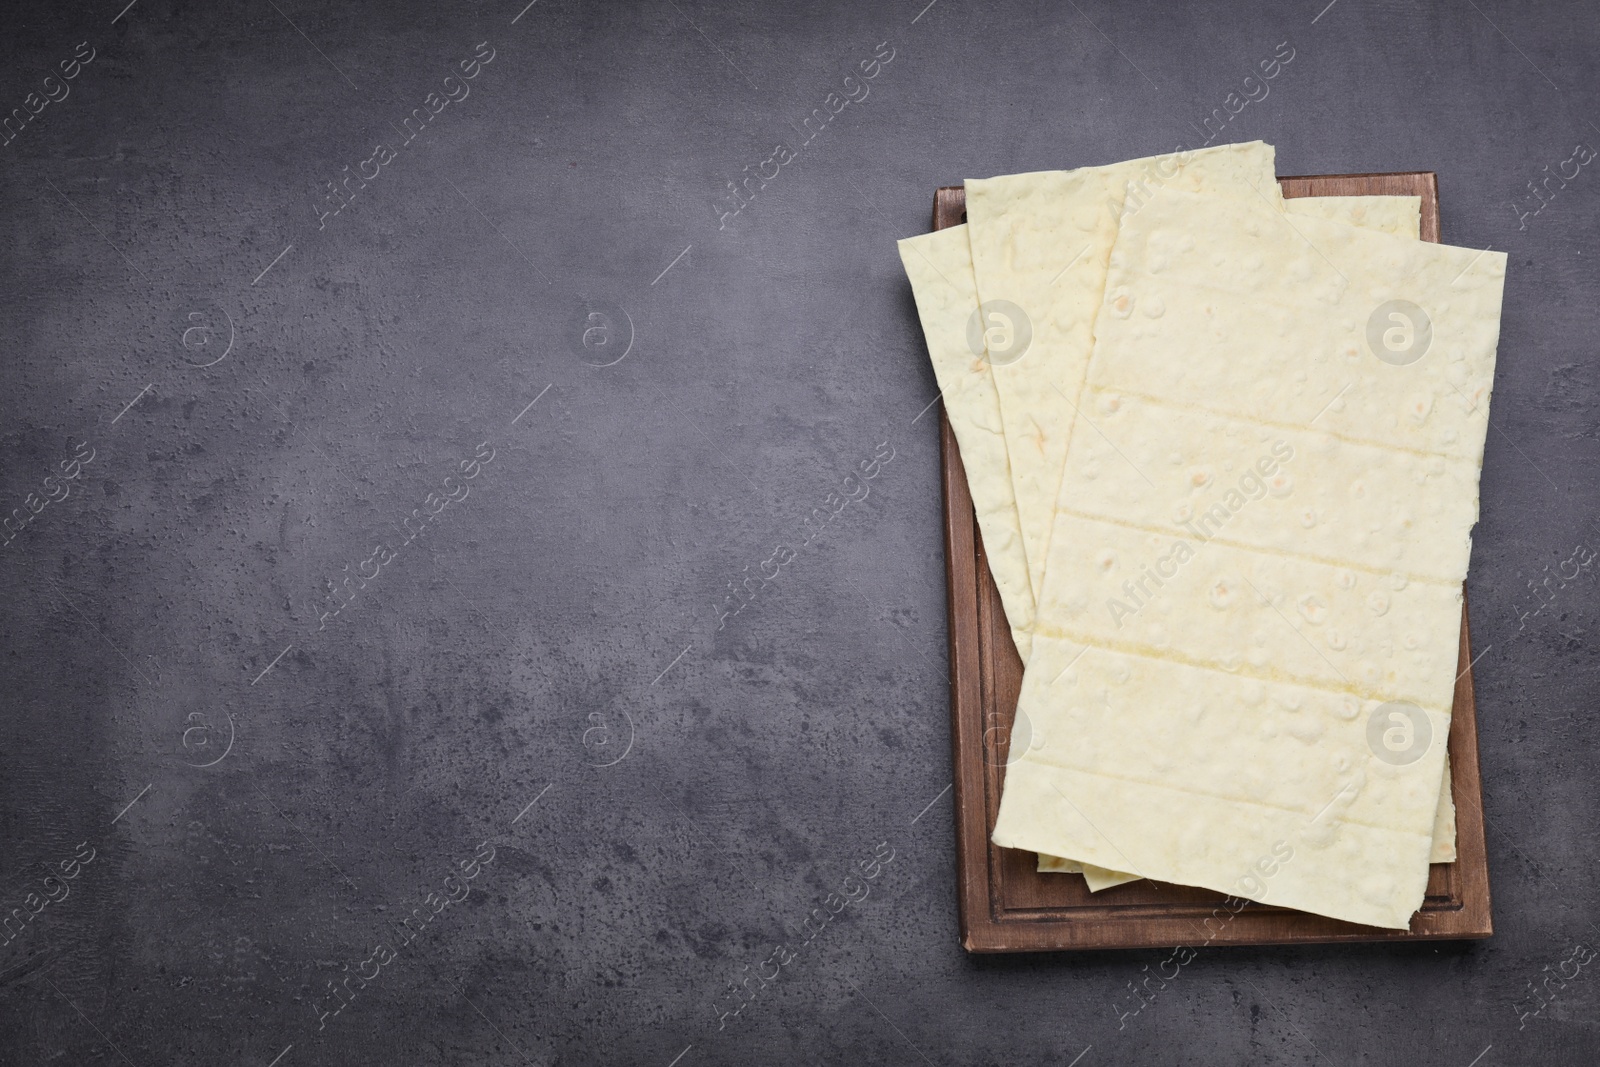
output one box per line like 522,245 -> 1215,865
0,0 -> 1596,1063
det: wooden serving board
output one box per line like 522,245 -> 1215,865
937,171 -> 1493,952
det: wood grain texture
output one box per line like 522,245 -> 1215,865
936,171 -> 1493,952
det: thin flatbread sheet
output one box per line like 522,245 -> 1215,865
1036,193 -> 1453,887
898,226 -> 1036,659
992,189 -> 1504,928
965,142 -> 1283,601
1283,195 -> 1422,239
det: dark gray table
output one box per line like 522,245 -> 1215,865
1,1 -> 1595,1063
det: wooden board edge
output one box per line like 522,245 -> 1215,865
1448,596 -> 1495,937
961,918 -> 1493,954
934,185 -> 995,949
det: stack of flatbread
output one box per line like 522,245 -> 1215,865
898,142 -> 1505,929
